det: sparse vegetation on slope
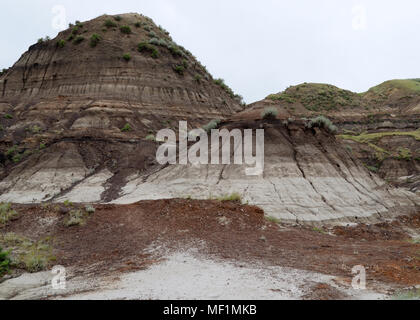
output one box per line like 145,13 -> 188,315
120,25 -> 132,34
90,34 -> 101,47
104,19 -> 117,28
307,116 -> 338,133
0,233 -> 55,273
0,203 -> 19,225
267,83 -> 362,112
0,247 -> 11,277
262,107 -> 278,120
203,119 -> 221,133
338,130 -> 420,144
138,42 -> 159,58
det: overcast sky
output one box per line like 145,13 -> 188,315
1,0 -> 419,103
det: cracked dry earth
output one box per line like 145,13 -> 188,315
0,200 -> 419,300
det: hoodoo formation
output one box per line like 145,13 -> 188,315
0,13 -> 243,203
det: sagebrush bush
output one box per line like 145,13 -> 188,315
148,31 -> 157,38
261,108 -> 279,120
203,119 -> 221,133
90,34 -> 101,47
173,65 -> 185,75
0,246 -> 11,277
213,78 -> 235,98
120,25 -> 132,34
138,42 -> 159,58
56,40 -> 65,48
0,203 -> 19,225
121,123 -> 132,132
85,205 -> 95,214
64,210 -> 85,227
114,15 -> 122,21
307,116 -> 338,133
123,53 -> 131,61
216,193 -> 242,202
145,134 -> 156,141
73,36 -> 85,44
104,19 -> 117,28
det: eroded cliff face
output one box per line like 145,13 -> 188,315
0,13 -> 242,193
248,81 -> 420,194
1,117 -> 416,225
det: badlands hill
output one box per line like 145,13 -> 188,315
0,13 -> 243,202
0,13 -> 418,225
1,13 -> 420,300
244,81 -> 420,193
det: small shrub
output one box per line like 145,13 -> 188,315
216,193 -> 242,203
120,25 -> 132,34
64,210 -> 86,227
194,74 -> 202,83
261,107 -> 278,120
4,114 -> 13,119
67,34 -> 75,42
39,143 -> 46,150
114,15 -> 122,21
0,203 -> 19,225
56,40 -> 65,48
148,31 -> 157,38
213,78 -> 235,98
63,200 -> 73,207
73,36 -> 85,45
398,148 -> 412,161
31,125 -> 42,133
5,146 -> 17,157
203,119 -> 221,133
90,34 -> 101,47
122,53 -> 131,61
173,65 -> 185,75
145,134 -> 155,141
138,42 -> 159,58
85,205 -> 95,214
168,44 -> 183,57
121,123 -> 132,132
0,247 -> 11,277
266,216 -> 281,224
307,116 -> 338,133
135,22 -> 141,28
143,25 -> 151,32
104,19 -> 117,28
72,26 -> 79,35
12,154 -> 21,163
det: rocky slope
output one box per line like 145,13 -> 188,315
248,81 -> 420,193
0,14 -> 418,225
0,13 -> 243,202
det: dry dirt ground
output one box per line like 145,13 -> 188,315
0,200 -> 419,300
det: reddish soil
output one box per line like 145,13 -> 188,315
1,200 -> 420,287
